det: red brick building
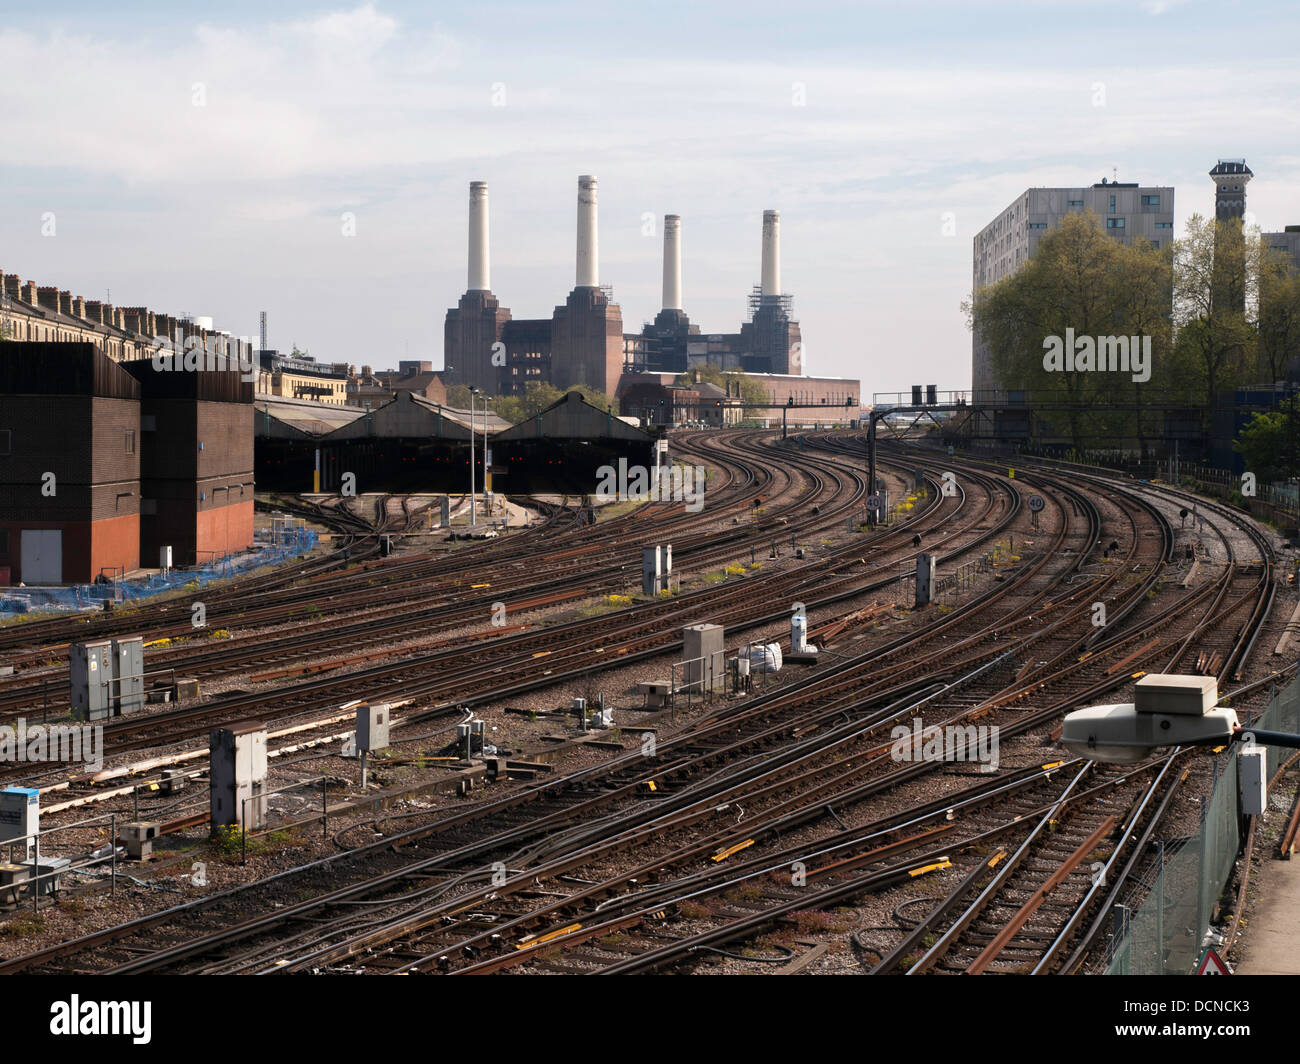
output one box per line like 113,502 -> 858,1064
123,360 -> 254,567
0,343 -> 142,584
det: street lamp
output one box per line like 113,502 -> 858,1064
469,387 -> 480,528
1061,674 -> 1300,764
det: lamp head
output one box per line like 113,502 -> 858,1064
1061,701 -> 1239,764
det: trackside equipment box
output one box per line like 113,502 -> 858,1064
70,641 -> 114,721
1135,674 -> 1218,716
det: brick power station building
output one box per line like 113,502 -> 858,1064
443,178 -> 811,401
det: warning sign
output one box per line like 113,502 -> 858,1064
1194,947 -> 1230,975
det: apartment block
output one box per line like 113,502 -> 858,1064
972,179 -> 1174,400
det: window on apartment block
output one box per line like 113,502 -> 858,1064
1067,199 -> 1084,208
1107,217 -> 1126,229
125,430 -> 135,455
1109,195 -> 1116,213
1156,221 -> 1172,229
1142,194 -> 1160,206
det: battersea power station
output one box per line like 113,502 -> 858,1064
443,177 -> 809,399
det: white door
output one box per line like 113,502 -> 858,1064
21,529 -> 62,584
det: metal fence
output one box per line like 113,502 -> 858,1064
1106,675 -> 1300,974
1020,450 -> 1300,520
0,526 -> 318,620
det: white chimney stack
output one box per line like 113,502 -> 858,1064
662,214 -> 682,311
576,175 -> 599,288
468,181 -> 490,292
761,209 -> 781,297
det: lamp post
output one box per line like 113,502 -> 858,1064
469,387 -> 479,528
482,395 -> 493,519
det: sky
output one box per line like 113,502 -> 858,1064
1,1 -> 1298,400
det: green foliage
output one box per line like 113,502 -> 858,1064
965,209 -> 1300,448
1257,247 -> 1300,384
1172,214 -> 1261,411
673,366 -> 767,407
445,384 -> 472,409
1235,396 -> 1300,483
565,384 -> 616,412
967,211 -> 1176,450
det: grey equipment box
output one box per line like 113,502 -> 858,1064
119,821 -> 161,861
70,640 -> 114,722
355,703 -> 390,753
1135,674 -> 1219,716
112,636 -> 146,714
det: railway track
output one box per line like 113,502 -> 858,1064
0,430 -> 1282,977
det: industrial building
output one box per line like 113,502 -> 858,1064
971,177 -> 1175,401
254,388 -> 652,496
1264,226 -> 1300,272
443,179 -> 808,401
445,178 -> 623,399
256,350 -> 349,405
122,359 -> 255,567
255,392 -> 509,494
492,391 -> 655,493
619,371 -> 859,427
0,342 -> 255,586
0,343 -> 141,585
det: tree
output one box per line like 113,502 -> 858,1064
564,384 -> 615,412
1235,396 -> 1300,483
1257,246 -> 1300,385
491,394 -> 523,424
519,381 -> 562,418
965,210 -> 1173,450
1172,214 -> 1259,412
445,383 -> 472,409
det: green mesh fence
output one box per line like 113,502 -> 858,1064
1107,674 -> 1300,974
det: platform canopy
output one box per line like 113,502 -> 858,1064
495,390 -> 652,441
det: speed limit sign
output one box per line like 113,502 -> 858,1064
1027,494 -> 1045,513
867,493 -> 883,510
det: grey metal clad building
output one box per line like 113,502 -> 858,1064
971,179 -> 1175,400
1264,226 -> 1300,272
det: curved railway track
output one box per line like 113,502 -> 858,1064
0,429 -> 1282,977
